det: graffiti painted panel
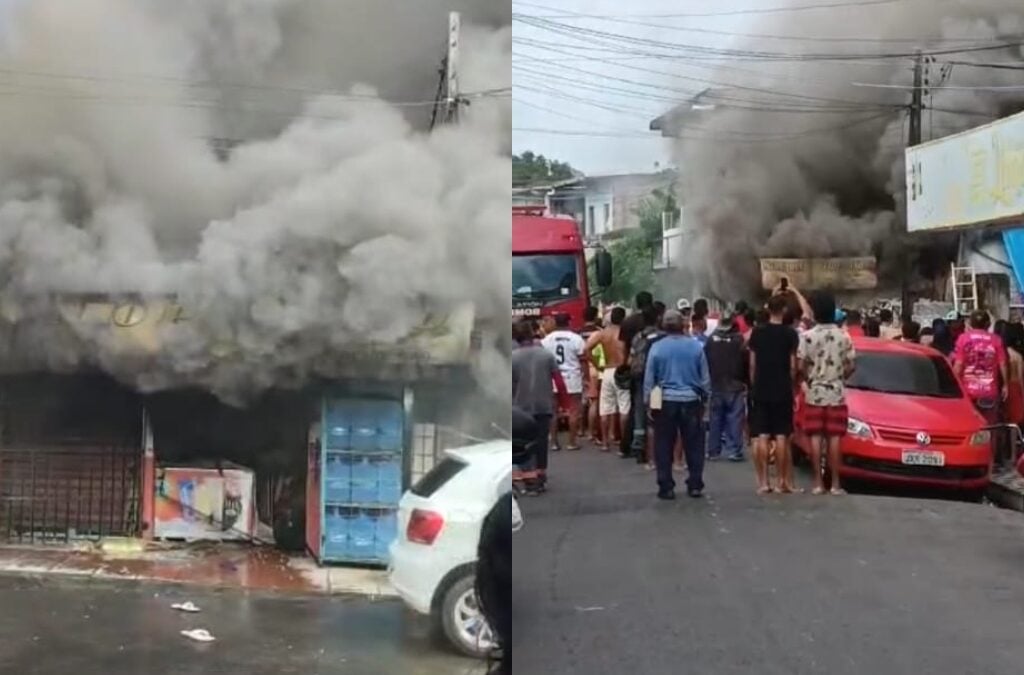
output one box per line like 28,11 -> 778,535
154,467 -> 255,540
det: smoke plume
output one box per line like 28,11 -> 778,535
0,0 -> 511,403
675,1 -> 1024,299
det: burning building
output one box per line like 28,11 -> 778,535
0,0 -> 510,557
664,2 -> 1024,302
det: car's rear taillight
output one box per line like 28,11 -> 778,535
407,509 -> 445,545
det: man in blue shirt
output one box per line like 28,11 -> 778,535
644,310 -> 711,500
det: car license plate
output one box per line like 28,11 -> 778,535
901,450 -> 945,466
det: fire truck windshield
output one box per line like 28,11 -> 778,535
512,254 -> 580,301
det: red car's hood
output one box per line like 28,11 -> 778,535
846,389 -> 985,433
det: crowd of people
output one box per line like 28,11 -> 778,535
511,281 -> 1024,499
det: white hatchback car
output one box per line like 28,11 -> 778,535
389,440 -> 512,657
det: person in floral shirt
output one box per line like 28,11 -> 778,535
797,292 -> 856,495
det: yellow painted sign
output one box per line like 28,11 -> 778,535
57,297 -> 187,354
759,257 -> 877,291
51,296 -> 476,364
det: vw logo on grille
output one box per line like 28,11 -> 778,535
916,432 -> 931,446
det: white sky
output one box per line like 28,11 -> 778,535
512,0 -> 754,175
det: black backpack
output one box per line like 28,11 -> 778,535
630,329 -> 664,380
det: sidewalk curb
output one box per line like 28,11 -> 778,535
988,469 -> 1024,512
0,548 -> 398,599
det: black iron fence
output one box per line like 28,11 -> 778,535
0,446 -> 140,543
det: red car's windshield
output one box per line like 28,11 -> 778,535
847,352 -> 962,399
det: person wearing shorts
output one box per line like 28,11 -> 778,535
748,294 -> 799,494
542,313 -> 588,451
798,291 -> 856,496
586,307 -> 628,448
599,367 -> 631,421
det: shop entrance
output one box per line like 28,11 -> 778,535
0,374 -> 143,543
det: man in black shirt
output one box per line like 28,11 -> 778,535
618,291 -> 654,458
704,312 -> 747,462
619,291 -> 654,354
748,294 -> 799,494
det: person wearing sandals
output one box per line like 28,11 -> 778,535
542,313 -> 588,452
798,291 -> 857,496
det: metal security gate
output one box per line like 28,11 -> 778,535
0,374 -> 143,543
0,447 -> 140,543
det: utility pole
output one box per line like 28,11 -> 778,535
444,11 -> 461,124
901,50 -> 924,316
429,12 -> 463,129
908,50 -> 923,146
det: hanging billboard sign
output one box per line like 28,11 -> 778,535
759,257 -> 877,290
906,109 -> 1024,233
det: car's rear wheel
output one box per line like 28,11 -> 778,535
438,573 -> 495,658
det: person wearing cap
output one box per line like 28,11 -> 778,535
704,311 -> 747,462
643,309 -> 710,500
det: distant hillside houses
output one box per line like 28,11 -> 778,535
512,170 -> 678,242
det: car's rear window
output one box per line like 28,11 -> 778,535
847,351 -> 962,398
411,457 -> 468,498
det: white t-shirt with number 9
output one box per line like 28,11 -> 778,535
541,330 -> 587,395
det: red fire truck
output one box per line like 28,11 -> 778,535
512,206 -> 611,330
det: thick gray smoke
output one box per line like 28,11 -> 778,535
676,1 -> 1024,298
0,0 -> 511,403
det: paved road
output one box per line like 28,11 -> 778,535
0,576 -> 479,675
511,448 -> 1024,674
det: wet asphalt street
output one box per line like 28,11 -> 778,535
511,448 -> 1024,674
0,576 -> 479,675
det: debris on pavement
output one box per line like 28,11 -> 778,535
172,602 -> 201,613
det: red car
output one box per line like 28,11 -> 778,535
794,337 -> 992,497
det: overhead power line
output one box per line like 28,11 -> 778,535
512,0 -> 907,19
513,41 -> 900,110
513,41 -> 910,98
0,62 -> 510,107
513,37 -> 912,68
515,5 -> 997,45
853,82 -> 1024,91
513,14 -> 1024,62
515,110 -> 896,144
945,60 -> 1024,71
516,67 -> 899,115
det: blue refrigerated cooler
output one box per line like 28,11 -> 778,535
307,396 -> 406,565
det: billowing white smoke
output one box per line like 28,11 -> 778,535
676,1 -> 1024,298
0,0 -> 511,403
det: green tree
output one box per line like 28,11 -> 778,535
592,185 -> 680,303
635,187 -> 680,246
597,231 -> 656,304
513,151 -> 577,187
